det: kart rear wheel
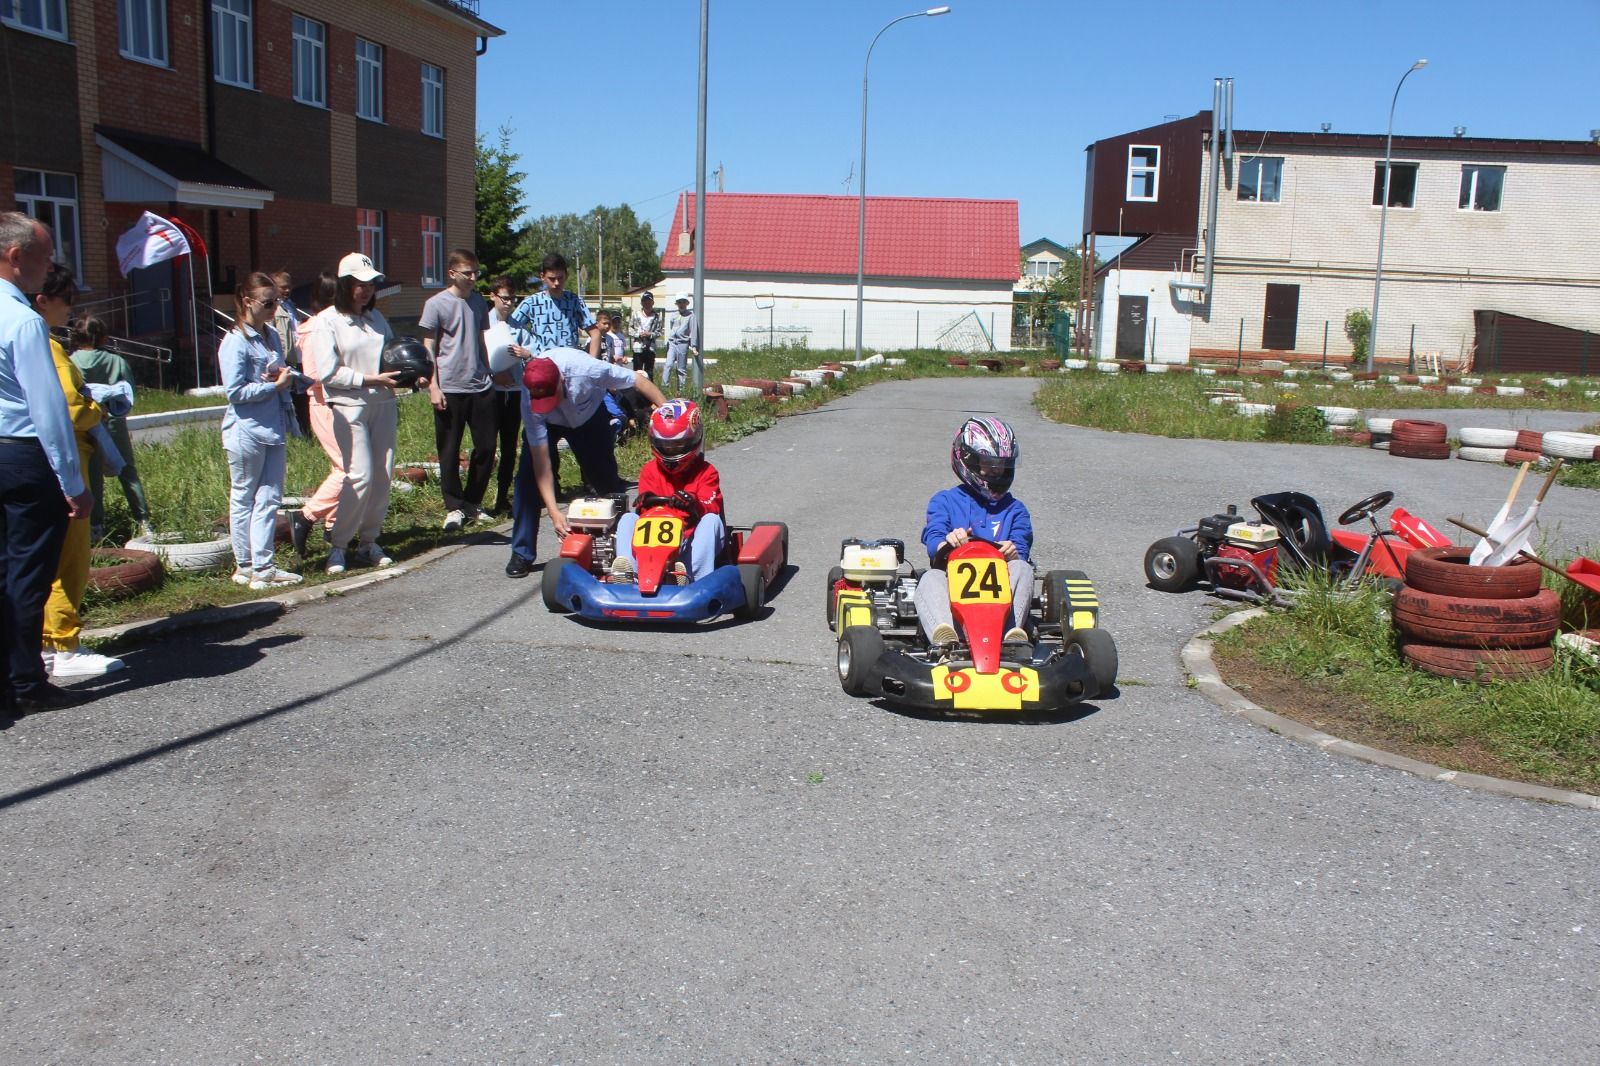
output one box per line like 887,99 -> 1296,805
825,565 -> 844,630
541,557 -> 572,613
1039,569 -> 1090,624
774,522 -> 790,565
1144,537 -> 1201,593
837,626 -> 884,696
1069,628 -> 1119,700
736,562 -> 766,619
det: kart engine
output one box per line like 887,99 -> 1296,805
566,495 -> 626,575
839,541 -> 921,635
1197,506 -> 1280,591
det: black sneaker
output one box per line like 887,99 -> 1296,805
16,683 -> 89,713
505,554 -> 533,578
290,510 -> 314,557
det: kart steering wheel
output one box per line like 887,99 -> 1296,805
1338,490 -> 1395,526
637,491 -> 701,523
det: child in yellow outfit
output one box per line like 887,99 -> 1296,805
31,264 -> 124,678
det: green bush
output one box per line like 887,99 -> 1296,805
1344,308 -> 1371,363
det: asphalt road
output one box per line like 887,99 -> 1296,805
4,377 -> 1597,1064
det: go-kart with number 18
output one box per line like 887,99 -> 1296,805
828,538 -> 1118,712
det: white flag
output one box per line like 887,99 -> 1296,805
115,211 -> 191,276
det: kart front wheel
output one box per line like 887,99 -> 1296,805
837,626 -> 884,696
1144,537 -> 1201,593
1069,628 -> 1118,700
541,557 -> 572,613
736,562 -> 766,619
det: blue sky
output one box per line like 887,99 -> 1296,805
474,0 -> 1600,251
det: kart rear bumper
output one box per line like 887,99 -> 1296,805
554,562 -> 747,623
869,645 -> 1097,712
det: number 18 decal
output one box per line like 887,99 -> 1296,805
634,516 -> 682,548
948,559 -> 1006,604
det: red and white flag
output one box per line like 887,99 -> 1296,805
115,211 -> 191,276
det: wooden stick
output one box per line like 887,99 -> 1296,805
1533,458 -> 1565,503
1446,516 -> 1577,585
1499,461 -> 1531,516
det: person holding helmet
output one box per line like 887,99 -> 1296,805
914,416 -> 1034,647
609,399 -> 724,583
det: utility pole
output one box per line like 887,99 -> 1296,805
596,212 -> 604,313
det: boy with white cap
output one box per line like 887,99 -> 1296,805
663,293 -> 696,395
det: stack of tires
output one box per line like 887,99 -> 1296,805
1542,430 -> 1600,462
1388,418 -> 1450,460
1456,426 -> 1519,464
1366,417 -> 1393,451
1394,547 -> 1559,681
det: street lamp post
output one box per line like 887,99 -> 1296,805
856,6 -> 950,361
1367,58 -> 1428,373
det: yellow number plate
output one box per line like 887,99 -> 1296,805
947,558 -> 1007,605
633,516 -> 682,549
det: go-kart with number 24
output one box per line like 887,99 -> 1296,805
541,494 -> 787,622
828,537 -> 1118,712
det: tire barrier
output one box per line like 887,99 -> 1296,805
87,547 -> 165,598
1404,546 -> 1543,600
1394,548 -> 1559,681
1399,642 -> 1554,682
1457,427 -> 1518,448
1389,439 -> 1452,460
1541,431 -> 1600,460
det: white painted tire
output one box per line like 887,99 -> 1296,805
1144,363 -> 1169,374
1371,440 -> 1391,451
1459,377 -> 1482,385
1457,446 -> 1510,463
720,384 -> 763,401
1495,386 -> 1525,397
788,369 -> 827,386
1235,402 -> 1276,417
1541,431 -> 1600,460
1064,358 -> 1089,370
1446,385 -> 1474,395
1315,406 -> 1359,427
1395,384 -> 1423,393
1329,371 -> 1353,382
1278,381 -> 1300,390
1207,394 -> 1243,406
1458,427 -> 1518,448
279,495 -> 310,510
126,532 -> 233,572
1543,378 -> 1569,389
1194,367 -> 1216,376
1096,361 -> 1120,373
884,357 -> 906,367
1366,418 -> 1395,434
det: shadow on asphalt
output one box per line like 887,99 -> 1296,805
561,564 -> 800,632
873,690 -> 1115,727
0,584 -> 541,812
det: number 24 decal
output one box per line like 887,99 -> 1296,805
949,559 -> 1005,603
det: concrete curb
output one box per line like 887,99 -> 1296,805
82,526 -> 495,645
125,406 -> 227,430
1183,608 -> 1600,811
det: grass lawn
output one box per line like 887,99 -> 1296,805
1210,572 -> 1600,793
130,389 -> 234,414
86,347 -> 1024,629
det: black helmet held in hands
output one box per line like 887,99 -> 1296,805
381,336 -> 432,388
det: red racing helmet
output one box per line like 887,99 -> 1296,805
649,399 -> 704,469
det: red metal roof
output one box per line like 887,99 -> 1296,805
659,193 -> 1019,283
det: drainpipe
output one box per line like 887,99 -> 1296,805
1202,79 -> 1221,312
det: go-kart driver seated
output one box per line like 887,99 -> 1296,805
915,416 -> 1034,647
610,400 -> 725,582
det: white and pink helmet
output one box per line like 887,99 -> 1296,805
951,416 -> 1019,502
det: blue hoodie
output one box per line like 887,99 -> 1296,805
920,484 -> 1033,564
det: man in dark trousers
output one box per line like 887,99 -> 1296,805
421,249 -> 496,531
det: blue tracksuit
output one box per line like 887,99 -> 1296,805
920,485 -> 1033,564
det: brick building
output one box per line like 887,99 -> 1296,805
2,0 -> 502,379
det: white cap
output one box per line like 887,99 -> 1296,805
338,252 -> 383,282
674,292 -> 691,304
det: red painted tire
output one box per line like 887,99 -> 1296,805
1503,449 -> 1542,465
1389,439 -> 1452,459
1404,546 -> 1543,600
1391,419 -> 1448,442
1392,587 -> 1560,649
734,378 -> 779,395
1515,430 -> 1544,452
1400,642 -> 1553,682
87,547 -> 165,598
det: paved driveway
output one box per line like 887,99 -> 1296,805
4,378 -> 1596,1063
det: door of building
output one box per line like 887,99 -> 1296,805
1116,295 -> 1148,360
1262,283 -> 1300,350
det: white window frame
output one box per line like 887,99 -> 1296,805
291,14 -> 326,107
355,37 -> 383,122
420,62 -> 444,138
357,209 -> 385,274
421,217 -> 444,287
1459,164 -> 1505,213
14,169 -> 82,279
2,0 -> 69,40
1237,156 -> 1284,204
1127,145 -> 1160,202
211,0 -> 253,89
119,0 -> 168,67
1372,161 -> 1420,209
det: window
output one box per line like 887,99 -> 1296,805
211,0 -> 253,88
1372,162 -> 1418,208
421,63 -> 444,137
1459,164 -> 1504,212
1127,145 -> 1159,201
1238,157 -> 1284,203
356,38 -> 383,121
292,14 -> 326,106
1023,260 -> 1060,279
2,0 -> 68,39
421,217 -> 443,286
119,0 -> 168,66
14,169 -> 81,278
357,209 -> 384,274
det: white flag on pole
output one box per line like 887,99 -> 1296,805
115,211 -> 191,276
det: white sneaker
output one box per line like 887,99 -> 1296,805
249,567 -> 304,590
326,547 -> 347,575
473,508 -> 497,524
443,509 -> 466,532
357,542 -> 394,567
41,649 -> 54,676
1003,627 -> 1031,643
609,555 -> 635,580
930,623 -> 958,645
137,521 -> 157,539
50,648 -> 125,678
231,567 -> 253,586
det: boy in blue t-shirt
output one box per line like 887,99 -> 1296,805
914,416 -> 1034,646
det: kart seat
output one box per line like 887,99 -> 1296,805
1250,491 -> 1331,572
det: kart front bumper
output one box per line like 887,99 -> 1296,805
869,646 -> 1099,712
553,562 -> 747,623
